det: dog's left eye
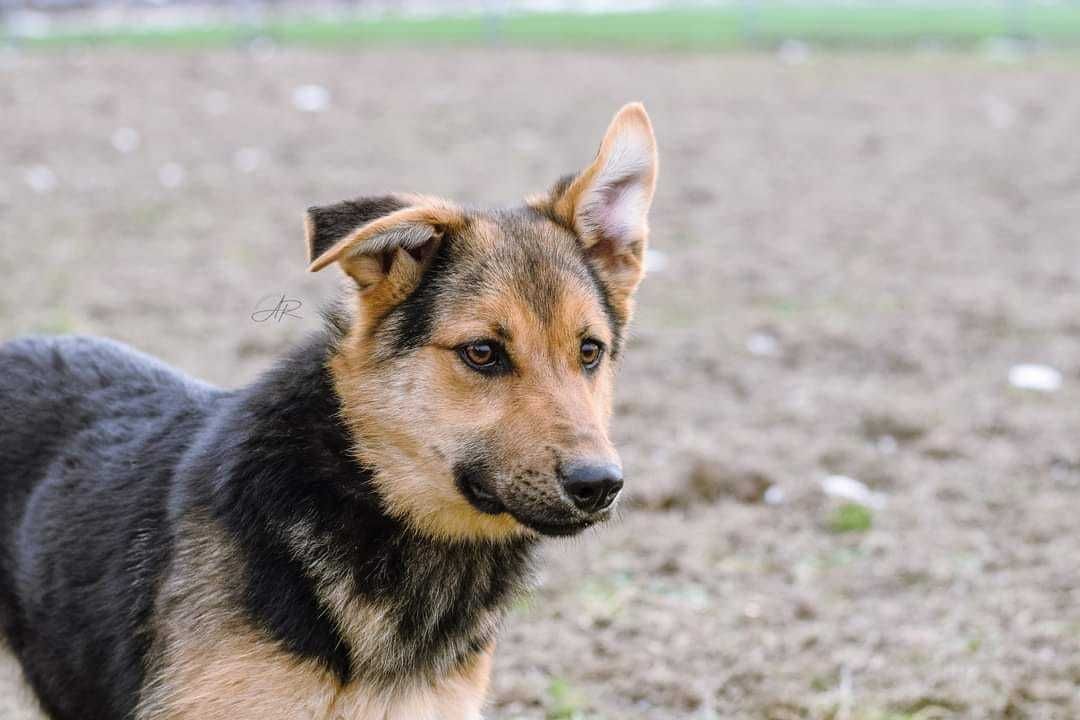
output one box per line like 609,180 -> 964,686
458,341 -> 509,375
580,339 -> 603,370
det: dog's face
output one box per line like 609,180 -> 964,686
308,104 -> 657,542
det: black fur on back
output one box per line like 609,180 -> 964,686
0,337 -> 214,720
0,327 -> 536,720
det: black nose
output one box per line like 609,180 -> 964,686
561,462 -> 623,513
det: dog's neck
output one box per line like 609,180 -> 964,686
206,328 -> 537,687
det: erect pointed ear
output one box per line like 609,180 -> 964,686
532,102 -> 658,301
305,195 -> 464,309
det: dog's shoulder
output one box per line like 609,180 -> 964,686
0,335 -> 225,720
1,334 -> 220,401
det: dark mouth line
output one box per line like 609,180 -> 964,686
457,474 -> 601,537
515,516 -> 594,537
459,476 -> 506,515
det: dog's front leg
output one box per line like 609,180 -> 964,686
373,643 -> 493,720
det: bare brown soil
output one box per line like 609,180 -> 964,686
1,48 -> 1078,720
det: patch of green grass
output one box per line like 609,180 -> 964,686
545,677 -> 594,720
826,502 -> 873,533
578,572 -> 634,622
810,670 -> 836,692
646,578 -> 710,608
853,712 -> 920,720
127,202 -> 173,229
32,309 -> 79,335
767,297 -> 806,317
508,592 -> 537,616
6,6 -> 1080,51
828,706 -> 960,720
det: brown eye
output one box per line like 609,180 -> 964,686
459,341 -> 508,375
464,343 -> 494,366
580,339 -> 603,370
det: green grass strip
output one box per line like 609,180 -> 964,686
6,6 -> 1080,50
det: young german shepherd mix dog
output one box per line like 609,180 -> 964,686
0,103 -> 657,720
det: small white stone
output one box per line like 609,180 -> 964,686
110,127 -> 141,154
24,165 -> 57,193
763,485 -> 785,505
203,90 -> 230,116
233,147 -> 265,174
777,40 -> 811,65
746,332 -> 781,357
157,163 -> 186,189
1008,364 -> 1062,393
644,249 -> 668,273
821,474 -> 886,509
292,84 -> 331,113
875,435 -> 898,455
983,95 -> 1016,130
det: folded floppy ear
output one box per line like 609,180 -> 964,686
305,195 -> 463,308
536,102 -> 658,303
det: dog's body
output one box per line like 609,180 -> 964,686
0,104 -> 657,719
0,333 -> 524,720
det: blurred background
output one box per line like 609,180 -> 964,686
1,1 -> 1079,719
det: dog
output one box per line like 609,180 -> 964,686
0,102 -> 658,720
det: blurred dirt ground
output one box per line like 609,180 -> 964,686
1,48 -> 1079,719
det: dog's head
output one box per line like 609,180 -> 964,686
308,103 -> 657,542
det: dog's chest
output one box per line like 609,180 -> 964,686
139,522 -> 521,720
297,525 -> 535,681
138,629 -> 492,720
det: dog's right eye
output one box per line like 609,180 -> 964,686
458,341 -> 508,375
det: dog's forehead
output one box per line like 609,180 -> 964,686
378,207 -> 615,355
447,208 -> 599,321
459,207 -> 576,261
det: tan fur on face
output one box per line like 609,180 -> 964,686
329,215 -> 620,543
330,321 -> 530,543
310,103 -> 658,543
139,518 -> 493,720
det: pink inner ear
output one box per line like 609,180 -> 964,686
595,175 -> 645,249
